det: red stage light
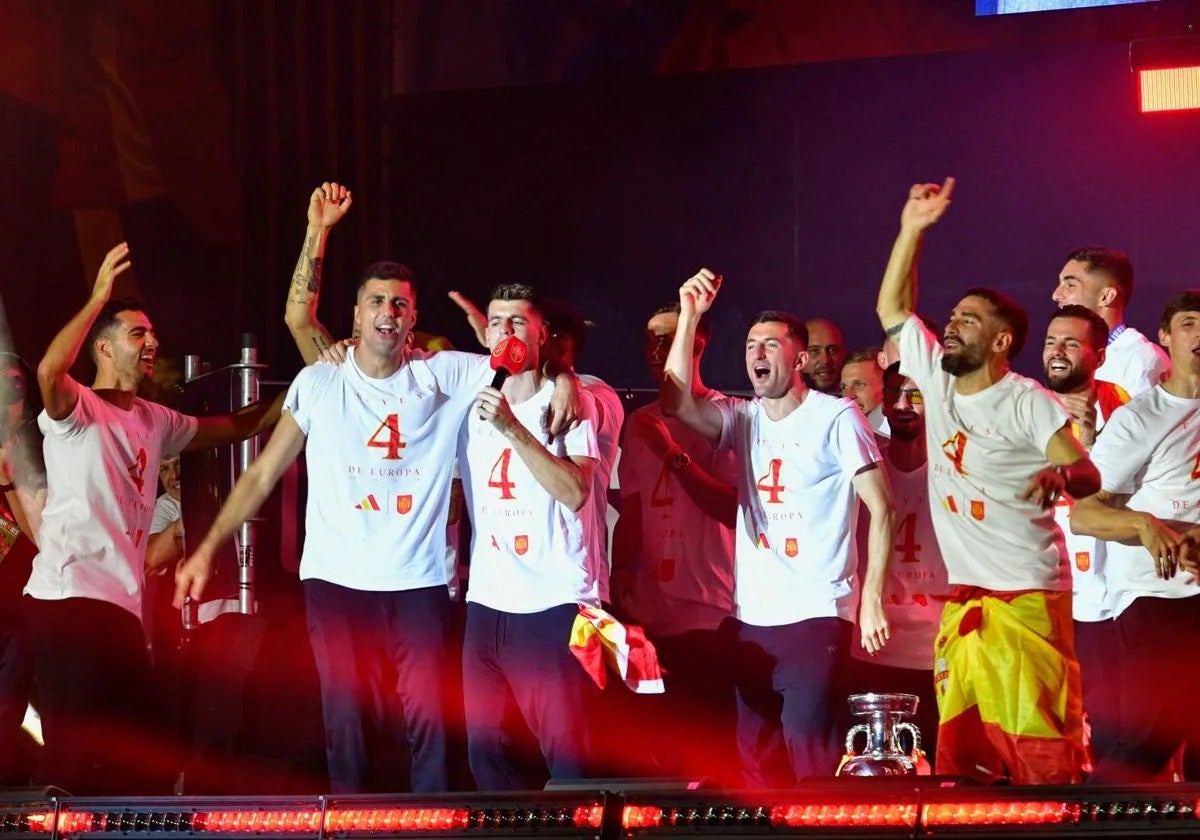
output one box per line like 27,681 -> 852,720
571,804 -> 605,828
324,808 -> 470,832
771,802 -> 919,828
922,799 -> 1079,826
622,805 -> 664,829
1139,67 -> 1200,113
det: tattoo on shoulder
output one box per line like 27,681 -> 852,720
885,321 -> 906,339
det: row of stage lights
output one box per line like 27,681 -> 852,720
3,785 -> 1200,839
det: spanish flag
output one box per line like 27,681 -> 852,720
569,606 -> 665,694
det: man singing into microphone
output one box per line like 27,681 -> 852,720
458,283 -> 607,790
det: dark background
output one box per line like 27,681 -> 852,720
1,0 -> 1198,390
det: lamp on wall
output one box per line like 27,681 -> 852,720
1131,35 -> 1200,113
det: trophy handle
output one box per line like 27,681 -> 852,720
844,723 -> 869,755
895,721 -> 922,756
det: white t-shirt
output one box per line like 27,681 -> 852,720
580,374 -> 624,565
27,388 -> 198,619
461,379 -> 606,613
898,316 -> 1071,592
617,398 -> 737,637
717,390 -> 881,627
1088,386 -> 1200,617
286,348 -> 490,591
852,460 -> 948,670
1053,495 -> 1110,622
1096,325 -> 1169,399
150,493 -> 182,536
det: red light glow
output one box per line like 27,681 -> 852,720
1139,67 -> 1200,112
196,809 -> 322,832
622,806 -> 663,829
324,808 -> 470,832
572,804 -> 605,828
771,803 -> 918,827
922,800 -> 1079,826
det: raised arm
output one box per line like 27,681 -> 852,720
38,243 -> 131,419
877,178 -> 955,336
628,411 -> 735,527
174,413 -> 307,605
659,268 -> 724,445
285,182 -> 352,364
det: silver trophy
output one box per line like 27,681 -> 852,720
837,692 -> 928,776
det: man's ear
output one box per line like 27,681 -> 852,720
794,349 -> 810,371
1097,284 -> 1119,309
993,330 -> 1013,356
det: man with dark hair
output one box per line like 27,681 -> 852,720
803,317 -> 844,395
30,243 -> 282,795
1053,246 -> 1168,399
179,259 -> 498,794
1041,304 -> 1130,775
877,178 -> 1100,784
457,283 -> 607,789
1071,289 -> 1200,783
612,300 -> 738,782
663,269 -> 895,786
840,348 -> 886,434
848,362 -> 946,761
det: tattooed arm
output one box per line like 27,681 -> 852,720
284,181 -> 352,365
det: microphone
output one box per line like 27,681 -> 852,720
489,335 -> 529,389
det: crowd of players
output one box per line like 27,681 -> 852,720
0,176 -> 1198,795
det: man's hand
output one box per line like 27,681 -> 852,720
173,547 -> 214,608
308,181 -> 352,230
317,339 -> 355,365
93,242 -> 132,303
1057,391 -> 1098,449
1135,514 -> 1189,580
448,291 -> 488,348
859,597 -> 890,655
477,387 -> 519,435
1178,526 -> 1200,577
1022,466 -> 1068,509
899,178 -> 955,232
679,268 -> 722,318
629,411 -> 674,460
545,373 -> 582,439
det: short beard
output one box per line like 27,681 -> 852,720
1045,367 -> 1090,394
940,347 -> 986,376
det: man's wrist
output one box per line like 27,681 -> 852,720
664,446 -> 690,472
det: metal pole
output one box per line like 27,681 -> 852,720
236,333 -> 261,615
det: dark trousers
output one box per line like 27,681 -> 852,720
847,658 -> 938,761
733,617 -> 851,787
24,596 -> 169,795
1075,618 -> 1122,775
0,599 -> 32,785
1088,595 -> 1200,783
303,580 -> 452,793
463,602 -> 599,791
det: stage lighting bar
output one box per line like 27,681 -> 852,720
1131,36 -> 1200,113
7,786 -> 1200,839
0,794 -> 612,840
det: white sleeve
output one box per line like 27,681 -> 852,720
1016,386 -> 1071,457
831,405 -> 883,477
158,406 -> 200,457
1089,403 -> 1152,495
895,315 -> 942,389
150,494 -> 181,535
715,395 -> 742,453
